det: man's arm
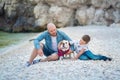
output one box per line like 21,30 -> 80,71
59,31 -> 75,51
60,31 -> 72,41
34,31 -> 46,49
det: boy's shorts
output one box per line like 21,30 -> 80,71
42,44 -> 57,56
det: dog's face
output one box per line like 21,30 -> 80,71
58,40 -> 70,51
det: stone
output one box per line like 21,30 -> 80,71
93,9 -> 106,25
13,16 -> 26,32
61,0 -> 82,9
0,2 -> 5,16
86,6 -> 95,24
75,6 -> 87,25
115,2 -> 120,8
0,0 -> 120,32
33,3 -> 49,30
113,9 -> 120,23
34,16 -> 47,28
34,3 -> 49,19
48,6 -> 74,27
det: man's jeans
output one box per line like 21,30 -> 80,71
79,50 -> 108,60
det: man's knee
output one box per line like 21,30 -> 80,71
33,47 -> 44,56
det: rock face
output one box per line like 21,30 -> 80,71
0,0 -> 120,32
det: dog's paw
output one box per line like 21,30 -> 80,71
59,56 -> 64,60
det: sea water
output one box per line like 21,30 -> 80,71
0,31 -> 39,54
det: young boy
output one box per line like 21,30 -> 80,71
72,35 -> 112,61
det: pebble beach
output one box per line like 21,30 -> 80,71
0,25 -> 120,80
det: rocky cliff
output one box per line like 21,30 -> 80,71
0,0 -> 120,32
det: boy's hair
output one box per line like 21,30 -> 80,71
82,35 -> 90,44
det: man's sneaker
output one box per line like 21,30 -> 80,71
25,61 -> 31,67
33,59 -> 41,64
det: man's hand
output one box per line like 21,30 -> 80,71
37,48 -> 44,56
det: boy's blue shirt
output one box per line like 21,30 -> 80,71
34,30 -> 74,52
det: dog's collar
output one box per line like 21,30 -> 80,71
58,49 -> 69,54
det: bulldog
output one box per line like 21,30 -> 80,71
58,40 -> 73,60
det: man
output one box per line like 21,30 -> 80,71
26,23 -> 73,67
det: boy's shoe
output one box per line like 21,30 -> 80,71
59,56 -> 64,60
107,58 -> 112,61
25,61 -> 31,67
32,59 -> 41,64
103,57 -> 112,61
